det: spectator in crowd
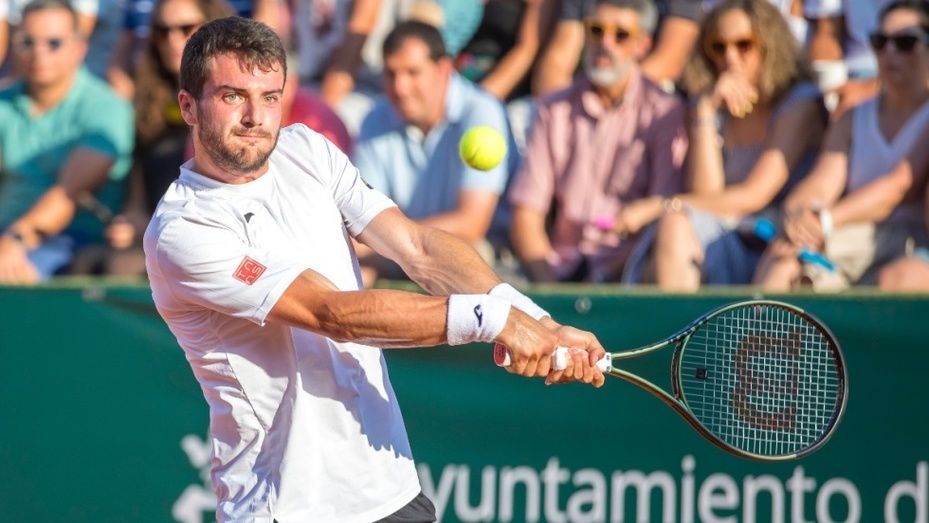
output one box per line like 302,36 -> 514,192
634,0 -> 825,290
0,0 -> 133,283
108,0 -> 282,99
509,0 -> 687,283
352,20 -> 514,284
755,0 -> 929,291
0,0 -> 100,79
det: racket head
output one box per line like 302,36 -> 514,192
670,300 -> 847,461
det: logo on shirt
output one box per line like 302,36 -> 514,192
474,304 -> 483,327
233,256 -> 267,285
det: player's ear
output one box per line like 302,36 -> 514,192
178,90 -> 198,126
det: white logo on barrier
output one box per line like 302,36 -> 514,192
173,434 -> 217,523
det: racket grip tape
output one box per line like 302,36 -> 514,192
494,343 -> 611,372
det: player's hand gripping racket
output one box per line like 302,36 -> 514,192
495,300 -> 847,461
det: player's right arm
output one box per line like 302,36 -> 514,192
269,268 -> 569,378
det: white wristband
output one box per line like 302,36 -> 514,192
488,283 -> 550,321
818,209 -> 833,238
446,294 -> 511,346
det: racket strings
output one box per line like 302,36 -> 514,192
679,304 -> 842,457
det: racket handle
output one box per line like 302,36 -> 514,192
493,343 -> 611,372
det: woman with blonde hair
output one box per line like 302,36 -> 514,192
613,0 -> 827,289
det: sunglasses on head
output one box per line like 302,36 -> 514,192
153,22 -> 200,39
869,31 -> 929,52
583,19 -> 636,44
14,35 -> 68,53
707,37 -> 757,58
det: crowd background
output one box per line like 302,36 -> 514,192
1,0 -> 928,291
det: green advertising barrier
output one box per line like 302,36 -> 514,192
0,283 -> 927,522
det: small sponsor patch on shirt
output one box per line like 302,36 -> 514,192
233,256 -> 266,285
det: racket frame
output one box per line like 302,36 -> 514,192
601,299 -> 848,462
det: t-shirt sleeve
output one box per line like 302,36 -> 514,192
310,127 -> 397,236
150,216 -> 309,325
0,1 -> 8,19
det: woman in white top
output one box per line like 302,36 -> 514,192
755,0 -> 929,290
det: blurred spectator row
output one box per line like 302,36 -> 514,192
1,0 -> 928,291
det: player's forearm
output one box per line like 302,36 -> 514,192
307,289 -> 450,347
272,274 -> 518,349
401,226 -> 502,296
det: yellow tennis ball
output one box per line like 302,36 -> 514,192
459,126 -> 507,171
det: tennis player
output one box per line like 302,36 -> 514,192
143,17 -> 606,523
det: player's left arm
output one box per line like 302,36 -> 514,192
357,206 -> 501,295
357,207 -> 605,370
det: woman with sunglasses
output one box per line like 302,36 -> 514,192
616,0 -> 825,288
755,0 -> 929,290
69,0 -> 233,276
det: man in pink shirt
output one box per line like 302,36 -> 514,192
510,0 -> 687,282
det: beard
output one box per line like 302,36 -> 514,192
197,111 -> 279,176
583,48 -> 633,88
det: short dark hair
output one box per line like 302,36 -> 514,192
879,0 -> 929,28
382,20 -> 447,62
180,16 -> 286,99
21,0 -> 79,32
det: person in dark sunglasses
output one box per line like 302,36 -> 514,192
757,0 -> 929,291
625,0 -> 827,290
0,0 -> 134,283
510,0 -> 688,283
869,30 -> 929,52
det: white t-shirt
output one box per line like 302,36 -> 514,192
144,124 -> 421,523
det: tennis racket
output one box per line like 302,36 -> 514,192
495,300 -> 847,461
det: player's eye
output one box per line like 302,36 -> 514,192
222,93 -> 242,103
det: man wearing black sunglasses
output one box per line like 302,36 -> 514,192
0,0 -> 133,283
869,27 -> 929,51
510,0 -> 687,283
